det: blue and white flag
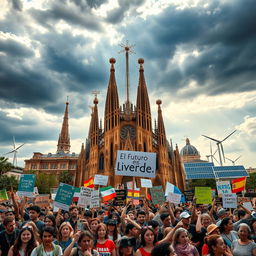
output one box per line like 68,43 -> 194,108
165,182 -> 185,203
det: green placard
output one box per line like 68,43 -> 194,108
54,183 -> 75,211
17,174 -> 36,197
195,187 -> 212,204
0,189 -> 9,202
150,186 -> 165,205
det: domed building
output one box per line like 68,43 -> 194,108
180,138 -> 201,162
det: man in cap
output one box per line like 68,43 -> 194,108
216,208 -> 229,226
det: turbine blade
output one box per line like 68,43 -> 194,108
202,135 -> 220,143
234,155 -> 242,162
213,149 -> 218,156
5,150 -> 15,155
210,142 -> 213,155
221,130 -> 236,142
213,155 -> 220,165
16,143 -> 25,150
13,136 -> 16,149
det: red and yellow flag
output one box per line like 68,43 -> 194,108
84,177 -> 94,188
232,177 -> 246,193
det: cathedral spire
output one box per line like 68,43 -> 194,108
156,99 -> 166,146
136,58 -> 152,131
89,96 -> 99,146
57,101 -> 70,153
104,58 -> 120,131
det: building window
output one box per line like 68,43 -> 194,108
60,163 -> 66,169
31,163 -> 37,170
50,163 -> 58,169
40,163 -> 48,169
99,153 -> 104,170
69,164 -> 76,169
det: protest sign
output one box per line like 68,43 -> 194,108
150,186 -> 165,205
140,179 -> 152,188
243,202 -> 254,211
54,183 -> 75,211
167,192 -> 181,204
17,174 -> 36,197
222,193 -> 237,208
0,189 -> 8,202
195,187 -> 212,204
34,195 -> 50,208
216,181 -> 232,196
78,187 -> 93,208
90,190 -> 100,208
184,190 -> 194,202
165,182 -> 182,197
94,175 -> 108,186
113,190 -> 127,206
115,150 -> 156,178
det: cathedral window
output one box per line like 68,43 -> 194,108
99,153 -> 104,170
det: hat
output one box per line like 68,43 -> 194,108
107,219 -> 117,226
217,208 -> 227,217
206,224 -> 219,235
180,211 -> 191,219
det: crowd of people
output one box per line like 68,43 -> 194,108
0,191 -> 256,256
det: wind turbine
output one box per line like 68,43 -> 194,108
206,142 -> 220,164
202,130 -> 236,166
225,155 -> 242,166
5,136 -> 25,167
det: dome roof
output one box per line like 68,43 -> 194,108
180,138 -> 199,156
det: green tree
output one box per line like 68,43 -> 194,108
189,179 -> 217,189
0,157 -> 13,175
59,170 -> 73,185
0,175 -> 18,190
35,172 -> 58,194
246,172 -> 256,190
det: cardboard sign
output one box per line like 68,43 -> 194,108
167,192 -> 181,204
195,187 -> 212,204
90,190 -> 100,208
0,189 -> 9,202
17,174 -> 36,197
115,150 -> 156,178
184,190 -> 194,202
94,175 -> 109,186
54,183 -> 75,211
150,186 -> 165,205
223,193 -> 237,208
216,181 -> 232,196
140,179 -> 152,188
78,187 -> 93,208
34,195 -> 50,208
113,190 -> 127,206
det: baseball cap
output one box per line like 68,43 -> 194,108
180,211 -> 191,219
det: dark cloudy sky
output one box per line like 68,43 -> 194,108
0,0 -> 255,168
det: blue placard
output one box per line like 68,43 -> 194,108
17,174 -> 36,197
54,183 -> 75,211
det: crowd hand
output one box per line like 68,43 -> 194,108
83,249 -> 93,256
225,246 -> 233,256
176,220 -> 184,228
72,231 -> 81,242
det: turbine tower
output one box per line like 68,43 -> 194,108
202,130 -> 236,166
5,136 -> 25,166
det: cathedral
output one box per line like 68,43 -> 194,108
25,47 -> 186,191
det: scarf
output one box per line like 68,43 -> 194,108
175,243 -> 195,256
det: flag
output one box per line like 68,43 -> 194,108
127,189 -> 140,200
72,187 -> 81,202
232,177 -> 246,193
100,186 -> 116,201
84,177 -> 94,188
165,182 -> 185,203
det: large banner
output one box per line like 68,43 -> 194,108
115,150 -> 156,178
17,174 -> 36,197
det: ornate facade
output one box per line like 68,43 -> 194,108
74,55 -> 186,191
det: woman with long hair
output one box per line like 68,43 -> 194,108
30,226 -> 63,256
63,231 -> 99,256
207,234 -> 233,256
172,227 -> 199,256
90,218 -> 100,236
219,217 -> 238,248
135,226 -> 157,256
23,221 -> 41,245
95,223 -> 116,256
231,223 -> 256,256
54,221 -> 74,252
107,220 -> 121,243
8,226 -> 37,256
44,215 -> 58,238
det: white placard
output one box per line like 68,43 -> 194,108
140,179 -> 152,188
126,181 -> 139,190
115,150 -> 156,178
216,181 -> 232,196
223,193 -> 237,208
167,192 -> 181,204
78,187 -> 92,208
94,175 -> 109,186
90,190 -> 100,208
243,202 -> 254,211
